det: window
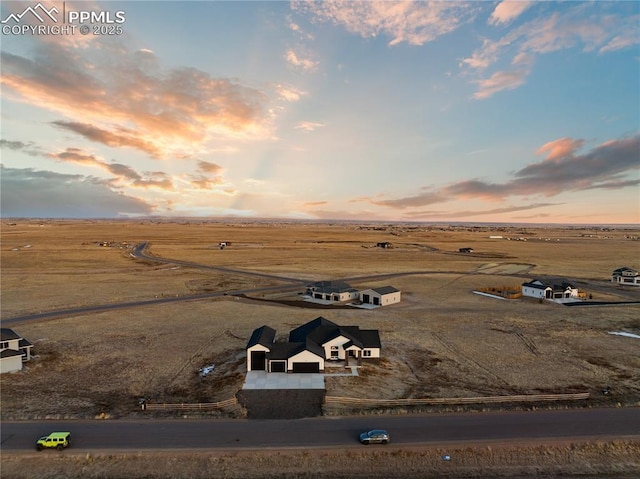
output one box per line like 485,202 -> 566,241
363,350 -> 372,357
0,341 -> 8,349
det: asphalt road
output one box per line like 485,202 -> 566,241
2,407 -> 639,452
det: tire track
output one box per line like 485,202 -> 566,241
431,333 -> 511,387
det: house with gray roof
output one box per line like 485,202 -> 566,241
612,267 -> 640,286
1,328 -> 33,374
359,286 -> 401,306
304,280 -> 360,302
521,279 -> 579,299
246,317 -> 381,373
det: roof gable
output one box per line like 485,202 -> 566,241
1,328 -> 21,341
246,325 -> 276,349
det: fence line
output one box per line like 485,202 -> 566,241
143,397 -> 238,411
324,392 -> 590,407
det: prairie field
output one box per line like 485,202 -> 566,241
1,219 -> 639,422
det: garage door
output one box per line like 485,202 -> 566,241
292,362 -> 320,373
270,361 -> 286,373
251,351 -> 266,371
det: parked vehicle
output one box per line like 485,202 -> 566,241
36,432 -> 72,451
359,429 -> 389,445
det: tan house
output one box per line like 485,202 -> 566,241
359,286 -> 401,306
1,328 -> 33,374
304,280 -> 360,302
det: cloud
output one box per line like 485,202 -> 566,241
489,1 -> 533,26
285,49 -> 318,71
472,67 -> 529,99
535,137 -> 585,161
364,189 -> 447,209
275,84 -> 307,102
0,139 -> 42,156
356,134 -> 640,207
463,3 -> 639,98
49,147 -> 174,189
51,121 -> 163,158
292,0 -> 479,46
0,165 -> 153,218
1,39 -> 271,159
304,201 -> 328,207
189,160 -> 228,190
295,121 -> 325,132
401,202 -> 559,219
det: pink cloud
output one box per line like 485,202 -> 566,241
1,39 -> 271,159
489,1 -> 533,26
292,0 -> 478,46
536,138 -> 585,161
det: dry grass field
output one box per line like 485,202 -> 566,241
1,219 -> 639,421
1,440 -> 639,479
2,220 -> 640,478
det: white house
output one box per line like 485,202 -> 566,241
612,267 -> 640,286
1,328 -> 33,374
246,317 -> 381,373
521,279 -> 579,300
359,286 -> 401,306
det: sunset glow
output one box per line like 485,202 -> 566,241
1,1 -> 638,223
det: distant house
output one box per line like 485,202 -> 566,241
612,267 -> 640,286
376,242 -> 392,248
359,286 -> 401,306
521,279 -> 579,300
459,247 -> 474,253
1,328 -> 33,374
246,317 -> 381,373
304,280 -> 360,302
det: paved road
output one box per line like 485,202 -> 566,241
2,408 -> 639,452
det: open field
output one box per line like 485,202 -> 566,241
1,220 -> 639,423
2,220 -> 639,478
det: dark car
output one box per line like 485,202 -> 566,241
359,429 -> 390,445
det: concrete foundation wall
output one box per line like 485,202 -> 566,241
237,389 -> 325,419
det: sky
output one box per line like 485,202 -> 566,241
1,0 -> 639,224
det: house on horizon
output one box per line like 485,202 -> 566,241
1,328 -> 33,374
611,267 -> 640,286
246,317 -> 381,374
521,279 -> 579,300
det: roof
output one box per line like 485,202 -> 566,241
1,328 -> 21,341
371,286 -> 399,295
1,349 -> 22,359
305,281 -> 354,294
289,317 -> 338,343
246,325 -> 276,349
266,340 -> 325,361
522,279 -> 576,291
358,330 -> 382,349
613,267 -> 638,275
248,316 -> 381,362
19,338 -> 33,348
